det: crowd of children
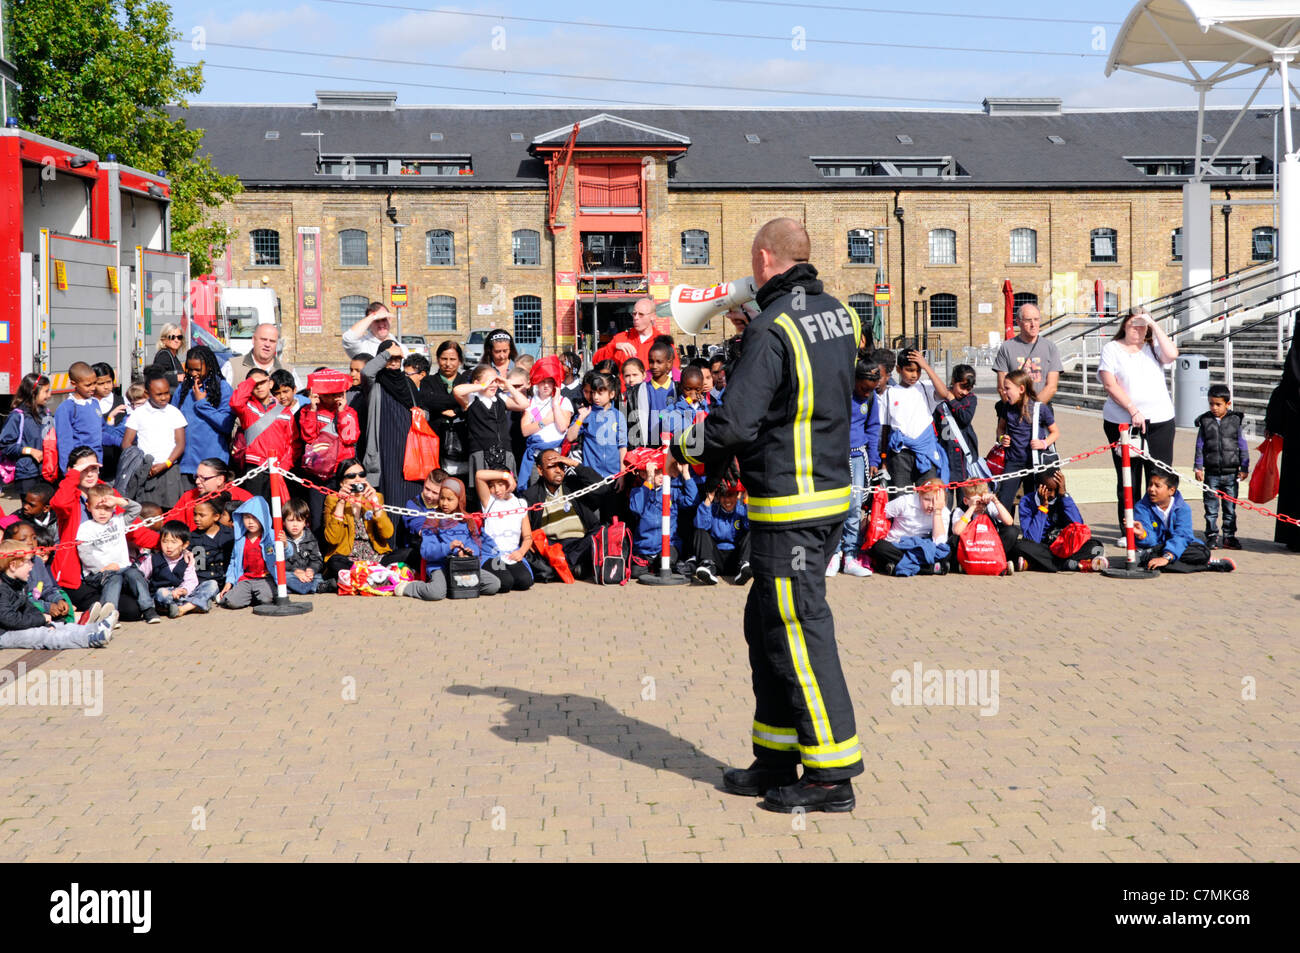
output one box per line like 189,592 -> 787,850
0,330 -> 1255,649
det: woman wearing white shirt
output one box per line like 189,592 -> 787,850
1097,308 -> 1178,530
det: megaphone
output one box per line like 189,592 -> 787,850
656,276 -> 759,336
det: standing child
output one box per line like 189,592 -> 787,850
1,373 -> 53,497
518,359 -> 574,487
1132,472 -> 1235,573
137,520 -> 219,618
626,342 -> 677,449
453,364 -> 531,485
218,496 -> 286,608
1193,384 -> 1249,550
297,369 -> 360,532
282,497 -> 325,595
880,350 -> 949,486
832,360 -> 883,577
231,368 -> 297,500
76,484 -> 158,623
994,369 -> 1059,514
53,362 -> 103,473
566,372 -> 627,523
0,540 -> 115,649
121,367 -> 188,508
935,364 -> 980,488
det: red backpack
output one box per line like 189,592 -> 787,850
592,517 -> 632,586
956,513 -> 1007,575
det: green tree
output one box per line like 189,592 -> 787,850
8,0 -> 240,274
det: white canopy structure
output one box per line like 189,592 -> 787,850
1108,1 -> 1300,327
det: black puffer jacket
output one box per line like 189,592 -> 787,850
0,571 -> 47,631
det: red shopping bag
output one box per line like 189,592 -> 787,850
530,528 -> 575,584
1049,522 -> 1093,559
40,426 -> 59,482
984,444 -> 1006,476
403,407 -> 441,482
1248,433 -> 1281,503
860,487 -> 891,552
956,513 -> 1006,575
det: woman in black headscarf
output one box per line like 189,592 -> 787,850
360,341 -> 432,541
1265,335 -> 1300,551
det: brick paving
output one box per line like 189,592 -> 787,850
1,400 -> 1296,862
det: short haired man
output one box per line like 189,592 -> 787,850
221,322 -> 301,389
593,297 -> 680,377
341,302 -> 395,360
668,217 -> 864,813
992,304 -> 1061,404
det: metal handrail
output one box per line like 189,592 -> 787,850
1218,307 -> 1296,342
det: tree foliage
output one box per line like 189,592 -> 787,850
9,0 -> 240,274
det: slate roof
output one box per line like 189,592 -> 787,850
174,101 -> 1279,191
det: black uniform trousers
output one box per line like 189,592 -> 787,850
744,521 -> 864,783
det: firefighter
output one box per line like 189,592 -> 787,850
670,217 -> 864,813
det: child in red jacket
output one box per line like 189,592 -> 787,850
231,368 -> 296,500
296,369 -> 359,532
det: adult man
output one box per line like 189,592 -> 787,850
669,217 -> 863,813
220,323 -> 301,389
522,449 -> 603,580
342,302 -> 395,359
593,297 -> 680,375
993,304 -> 1061,403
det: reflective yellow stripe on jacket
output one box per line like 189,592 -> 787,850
747,486 -> 851,524
773,314 -> 815,496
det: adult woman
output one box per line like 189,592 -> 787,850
485,329 -> 517,379
1097,307 -> 1178,531
150,323 -> 186,389
426,340 -> 470,476
360,342 -> 430,529
166,458 -> 252,529
321,459 -> 395,584
1264,336 -> 1300,550
0,373 -> 53,496
173,345 -> 235,480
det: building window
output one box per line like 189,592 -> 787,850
426,229 -> 455,266
1171,228 -> 1183,262
1103,291 -> 1119,317
513,295 -> 542,348
1252,226 -> 1277,261
1012,292 -> 1039,315
339,228 -> 368,266
251,229 -> 280,266
1010,228 -> 1037,264
340,294 -> 368,333
512,229 -> 540,266
681,229 -> 710,266
847,294 -> 874,336
847,229 -> 875,264
426,295 -> 457,333
1090,227 -> 1118,263
929,228 -> 956,265
929,293 -> 958,329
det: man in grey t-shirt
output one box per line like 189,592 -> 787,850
993,303 -> 1061,403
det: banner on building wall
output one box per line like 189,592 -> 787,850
556,271 -> 576,302
649,270 -> 670,334
1051,272 -> 1077,318
297,227 -> 323,333
1131,271 -> 1159,306
556,271 -> 577,344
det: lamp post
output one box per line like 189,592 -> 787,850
391,222 -> 406,343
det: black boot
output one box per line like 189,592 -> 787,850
760,778 -> 856,813
722,759 -> 799,797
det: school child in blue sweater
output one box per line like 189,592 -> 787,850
1132,472 -> 1235,573
54,362 -> 104,472
628,458 -> 697,578
662,365 -> 710,561
685,480 -> 751,586
398,476 -> 503,600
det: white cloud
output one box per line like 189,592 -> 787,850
368,8 -> 491,59
197,5 -> 321,45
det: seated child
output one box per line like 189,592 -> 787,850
189,497 -> 234,597
686,479 -> 751,586
948,480 -> 1019,575
398,477 -> 503,600
881,351 -> 949,486
474,468 -> 534,593
628,458 -> 698,578
3,521 -> 73,622
1132,472 -> 1235,573
1016,469 -> 1108,573
1,482 -> 59,549
76,484 -> 157,623
868,478 -> 951,576
0,539 -> 115,649
137,520 -> 219,618
282,497 -> 325,595
218,496 -> 287,608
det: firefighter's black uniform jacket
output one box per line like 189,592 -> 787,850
671,263 -> 864,781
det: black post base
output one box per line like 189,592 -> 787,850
252,598 -> 313,616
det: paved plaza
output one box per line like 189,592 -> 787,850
1,401 -> 1296,862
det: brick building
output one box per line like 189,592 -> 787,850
183,92 -> 1279,366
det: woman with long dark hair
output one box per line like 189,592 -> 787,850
0,373 -> 54,496
172,344 -> 235,481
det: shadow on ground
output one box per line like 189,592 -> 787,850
447,684 -> 730,787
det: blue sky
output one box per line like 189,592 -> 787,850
166,0 -> 1289,111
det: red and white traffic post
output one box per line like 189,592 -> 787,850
638,434 -> 687,586
1101,426 -> 1157,580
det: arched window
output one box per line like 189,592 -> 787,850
1012,291 -> 1039,313
340,294 -> 368,333
1252,226 -> 1277,261
426,229 -> 455,266
426,295 -> 457,333
1171,228 -> 1183,262
250,228 -> 280,266
1090,227 -> 1117,263
929,293 -> 958,329
1010,228 -> 1037,264
681,229 -> 710,266
512,229 -> 540,266
513,295 -> 542,348
847,228 -> 875,264
847,293 -> 874,317
339,228 -> 368,266
928,228 -> 956,265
